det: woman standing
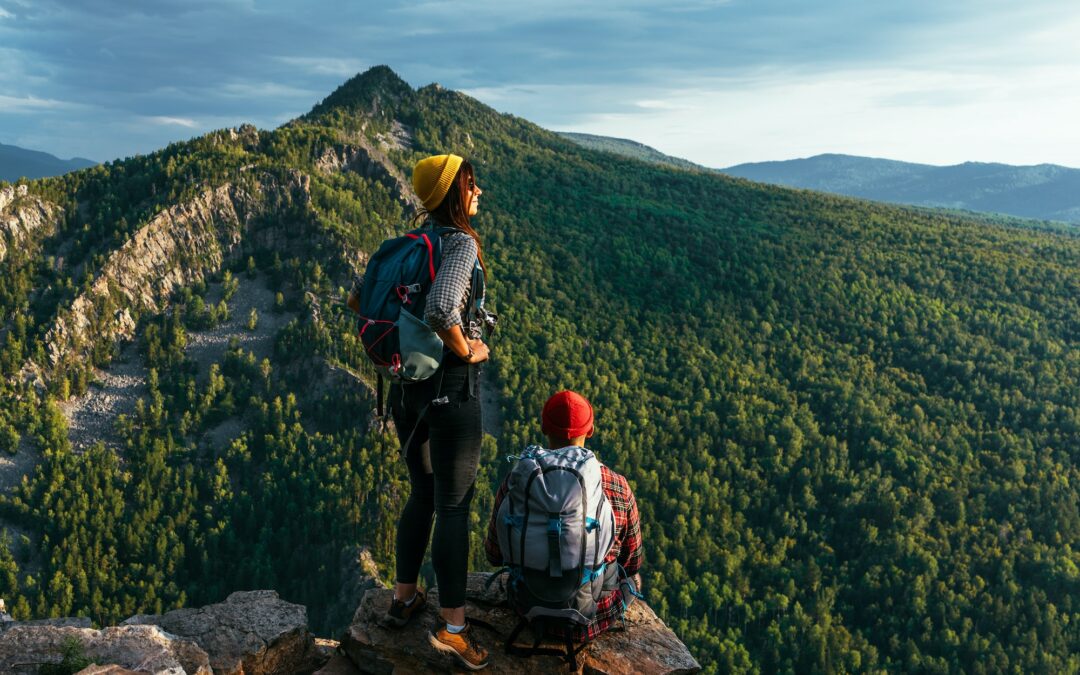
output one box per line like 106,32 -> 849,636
382,154 -> 490,670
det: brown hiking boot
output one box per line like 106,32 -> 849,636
429,621 -> 489,671
381,590 -> 427,628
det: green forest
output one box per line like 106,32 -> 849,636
1,66 -> 1078,674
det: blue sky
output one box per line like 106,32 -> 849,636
2,0 -> 1079,167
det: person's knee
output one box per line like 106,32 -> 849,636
434,501 -> 470,521
434,483 -> 475,516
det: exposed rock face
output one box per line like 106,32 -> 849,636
0,183 -> 25,212
314,137 -> 419,213
339,572 -> 701,674
123,589 -> 318,675
374,120 -> 413,153
0,183 -> 63,264
33,173 -> 309,385
42,183 -> 257,371
0,623 -> 211,675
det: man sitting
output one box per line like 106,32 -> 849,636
483,390 -> 643,643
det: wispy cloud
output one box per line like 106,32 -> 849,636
144,115 -> 198,128
0,7 -> 14,19
634,100 -> 694,111
0,93 -> 79,111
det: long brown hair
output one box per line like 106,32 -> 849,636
414,159 -> 486,273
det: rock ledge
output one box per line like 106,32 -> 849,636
337,572 -> 700,674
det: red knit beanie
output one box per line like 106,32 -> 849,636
541,391 -> 594,439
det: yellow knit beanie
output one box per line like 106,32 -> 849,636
412,154 -> 464,211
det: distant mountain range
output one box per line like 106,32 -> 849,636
559,134 -> 1080,224
1,142 -> 96,181
722,154 -> 1080,223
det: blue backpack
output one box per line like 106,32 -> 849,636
356,225 -> 451,383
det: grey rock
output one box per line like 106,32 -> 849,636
0,615 -> 92,634
75,666 -> 144,675
0,623 -> 211,675
124,589 -> 316,675
0,184 -> 62,264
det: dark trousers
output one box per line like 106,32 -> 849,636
390,363 -> 482,608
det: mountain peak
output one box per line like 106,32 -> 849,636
305,65 -> 415,120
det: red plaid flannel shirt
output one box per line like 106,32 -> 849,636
484,462 -> 644,642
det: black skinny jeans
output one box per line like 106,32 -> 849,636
390,362 -> 482,608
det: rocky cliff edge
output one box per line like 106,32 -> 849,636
1,571 -> 700,674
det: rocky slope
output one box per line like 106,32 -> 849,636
0,184 -> 64,264
24,126 -> 422,393
30,175 -> 305,383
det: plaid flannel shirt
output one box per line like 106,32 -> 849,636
484,462 -> 644,643
425,230 -> 482,339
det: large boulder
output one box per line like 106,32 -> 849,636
339,572 -> 701,674
0,623 -> 211,675
123,590 -> 318,674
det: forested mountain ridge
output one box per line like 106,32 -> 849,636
1,65 -> 1079,674
557,132 -> 709,172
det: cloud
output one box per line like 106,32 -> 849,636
144,115 -> 198,128
563,62 -> 1080,167
0,93 -> 80,111
634,100 -> 694,111
0,7 -> 14,19
4,0 -> 1080,166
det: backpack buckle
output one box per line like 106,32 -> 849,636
395,284 -> 422,305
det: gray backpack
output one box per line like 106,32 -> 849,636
491,445 -> 619,666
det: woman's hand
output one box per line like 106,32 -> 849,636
465,339 -> 490,363
436,326 -> 490,363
